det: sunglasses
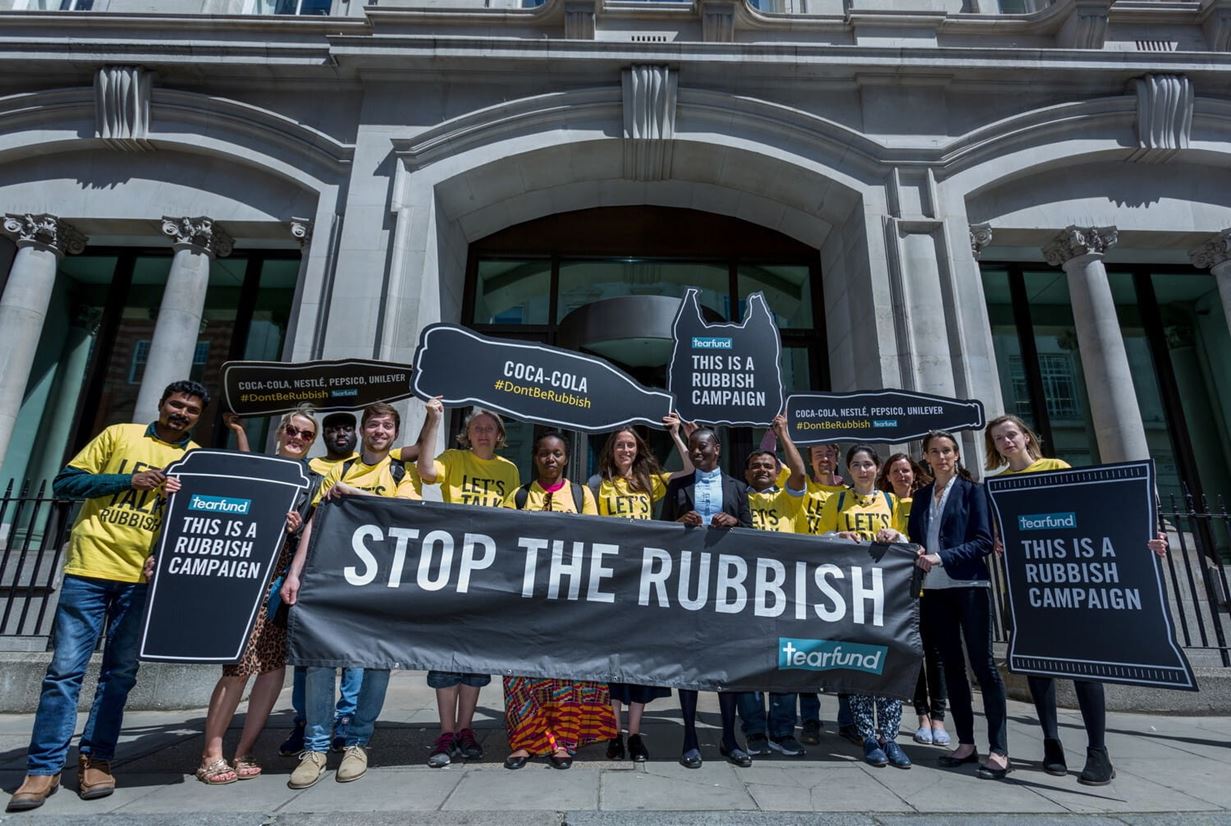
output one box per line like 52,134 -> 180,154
283,424 -> 316,440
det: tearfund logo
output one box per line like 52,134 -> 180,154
778,637 -> 887,674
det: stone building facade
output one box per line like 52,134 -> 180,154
0,0 -> 1229,515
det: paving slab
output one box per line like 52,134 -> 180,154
744,764 -> 914,812
1110,757 -> 1231,809
277,766 -> 463,812
113,770 -> 302,814
0,772 -> 165,817
599,762 -> 758,811
858,761 -> 1067,813
443,764 -> 599,811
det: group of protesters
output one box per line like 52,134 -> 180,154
5,379 -> 1168,812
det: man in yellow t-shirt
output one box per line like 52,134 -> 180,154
8,381 -> 208,813
309,411 -> 421,495
280,402 -> 419,790
739,415 -> 810,759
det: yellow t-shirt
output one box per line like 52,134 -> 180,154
430,449 -> 520,508
64,423 -> 199,583
1000,457 -> 1072,475
814,488 -> 908,541
898,495 -> 914,524
309,448 -> 420,494
313,453 -> 421,505
749,487 -> 805,533
797,479 -> 848,535
503,480 -> 599,514
595,472 -> 671,520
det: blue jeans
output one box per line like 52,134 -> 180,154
737,692 -> 798,739
27,575 -> 147,775
303,667 -> 389,752
292,666 -> 364,724
799,693 -> 853,727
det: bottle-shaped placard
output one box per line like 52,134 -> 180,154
667,288 -> 785,426
139,450 -> 311,663
786,389 -> 986,444
412,324 -> 674,433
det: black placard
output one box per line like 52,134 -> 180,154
667,289 -> 785,427
289,497 -> 923,698
986,460 -> 1196,690
412,324 -> 674,433
222,358 -> 413,416
787,389 -> 986,444
139,450 -> 311,663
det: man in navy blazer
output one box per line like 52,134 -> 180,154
658,428 -> 752,770
660,429 -> 753,528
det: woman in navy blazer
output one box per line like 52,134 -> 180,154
908,431 -> 1010,780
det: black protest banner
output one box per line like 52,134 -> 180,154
222,359 -> 413,416
288,497 -> 923,698
987,460 -> 1196,690
139,450 -> 311,663
787,390 -> 986,445
412,324 -> 674,433
668,289 -> 785,427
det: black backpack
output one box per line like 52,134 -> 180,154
340,457 -> 407,487
513,481 -> 585,512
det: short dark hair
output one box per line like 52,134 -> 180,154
690,427 -> 719,446
322,411 -> 357,429
845,444 -> 881,469
361,402 -> 400,434
745,449 -> 778,469
534,430 -> 570,453
159,380 -> 210,408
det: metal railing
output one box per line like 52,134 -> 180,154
0,480 -> 76,644
990,492 -> 1231,668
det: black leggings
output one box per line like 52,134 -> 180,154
678,690 -> 738,753
1027,676 -> 1106,750
912,638 -> 947,721
920,586 -> 1008,755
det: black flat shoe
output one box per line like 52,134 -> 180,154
938,750 -> 979,768
504,755 -> 528,770
549,754 -> 573,770
628,734 -> 649,762
720,744 -> 753,768
1042,738 -> 1068,776
679,747 -> 702,769
977,761 -> 1012,780
606,736 -> 626,760
1077,746 -> 1115,786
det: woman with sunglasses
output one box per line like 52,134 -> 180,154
500,431 -> 615,769
194,407 -> 320,784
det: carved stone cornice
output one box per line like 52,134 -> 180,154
290,217 -> 313,247
701,0 -> 737,43
969,223 -> 993,260
563,0 -> 595,39
1189,229 -> 1231,270
622,65 -> 676,182
161,216 -> 233,257
1129,74 -> 1193,164
2,213 -> 86,256
95,66 -> 153,152
1043,225 -> 1118,267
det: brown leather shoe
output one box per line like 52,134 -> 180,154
6,774 -> 60,812
77,755 -> 115,800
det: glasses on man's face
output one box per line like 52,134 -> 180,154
284,424 -> 316,441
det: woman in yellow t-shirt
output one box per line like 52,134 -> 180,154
590,413 -> 693,762
985,413 -> 1166,786
416,397 -> 521,768
816,445 -> 912,769
500,432 -> 611,770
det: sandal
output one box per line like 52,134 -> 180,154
233,755 -> 262,780
195,757 -> 237,785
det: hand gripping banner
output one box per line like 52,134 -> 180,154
288,497 -> 924,698
987,460 -> 1197,690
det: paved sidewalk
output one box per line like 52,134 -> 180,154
1,671 -> 1230,823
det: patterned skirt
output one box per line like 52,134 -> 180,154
504,676 -> 617,755
222,541 -> 293,680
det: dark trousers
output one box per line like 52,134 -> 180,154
678,690 -> 737,753
1027,676 -> 1106,749
913,636 -> 947,721
920,586 -> 1007,756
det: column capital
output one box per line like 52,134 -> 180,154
969,223 -> 993,260
289,217 -> 313,247
161,216 -> 233,258
1043,225 -> 1118,267
1188,229 -> 1231,270
2,213 -> 86,256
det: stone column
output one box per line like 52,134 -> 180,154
1042,226 -> 1149,462
1188,229 -> 1231,332
132,217 -> 232,423
0,214 -> 85,468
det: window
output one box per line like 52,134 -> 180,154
128,339 -> 208,385
250,0 -> 331,14
21,0 -> 96,9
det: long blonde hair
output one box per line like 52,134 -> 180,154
984,414 -> 1044,471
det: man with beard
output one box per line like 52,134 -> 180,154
7,381 -> 208,813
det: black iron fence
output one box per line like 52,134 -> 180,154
3,478 -> 1230,667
